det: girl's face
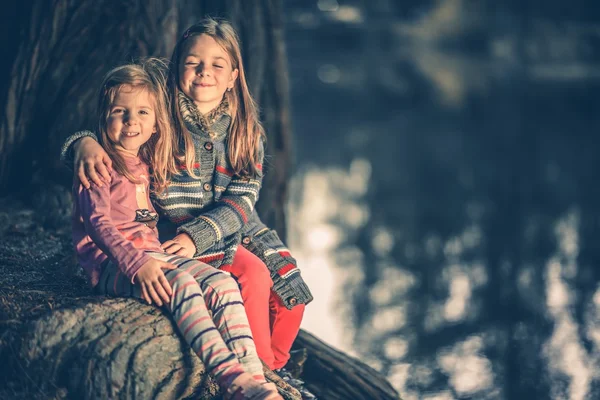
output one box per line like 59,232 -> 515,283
179,34 -> 239,114
107,85 -> 157,157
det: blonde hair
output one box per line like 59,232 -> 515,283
168,17 -> 265,177
97,58 -> 177,194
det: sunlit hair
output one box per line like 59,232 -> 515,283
168,17 -> 265,177
97,58 -> 177,194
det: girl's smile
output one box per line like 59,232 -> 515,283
179,34 -> 238,114
107,85 -> 157,157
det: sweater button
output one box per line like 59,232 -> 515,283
203,183 -> 212,191
242,236 -> 251,245
204,142 -> 213,151
289,298 -> 298,306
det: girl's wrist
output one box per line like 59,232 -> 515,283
73,136 -> 91,152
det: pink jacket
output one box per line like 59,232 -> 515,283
72,156 -> 163,287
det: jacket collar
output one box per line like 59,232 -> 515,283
178,92 -> 231,141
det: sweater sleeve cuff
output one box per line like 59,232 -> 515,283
60,130 -> 98,169
177,218 -> 217,256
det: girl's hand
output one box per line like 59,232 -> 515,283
162,233 -> 196,258
74,137 -> 113,189
134,259 -> 177,306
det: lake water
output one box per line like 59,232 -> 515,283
284,1 -> 600,399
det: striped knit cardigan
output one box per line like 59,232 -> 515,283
60,96 -> 313,310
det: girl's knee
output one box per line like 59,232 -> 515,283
167,269 -> 198,291
221,273 -> 239,290
206,271 -> 239,292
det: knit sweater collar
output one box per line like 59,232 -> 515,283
178,92 -> 231,141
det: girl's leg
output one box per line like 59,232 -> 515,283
220,246 -> 275,369
269,294 -> 305,370
96,258 -> 248,387
150,252 -> 265,380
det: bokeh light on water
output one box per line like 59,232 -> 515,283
284,0 -> 600,398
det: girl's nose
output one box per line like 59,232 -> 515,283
124,115 -> 138,125
197,64 -> 209,77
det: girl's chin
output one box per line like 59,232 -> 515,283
115,145 -> 141,157
189,92 -> 218,101
192,99 -> 222,112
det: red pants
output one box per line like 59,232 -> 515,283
220,246 -> 305,370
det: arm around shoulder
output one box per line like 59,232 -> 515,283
60,130 -> 98,170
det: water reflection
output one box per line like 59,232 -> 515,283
288,161 -> 371,355
285,0 -> 600,398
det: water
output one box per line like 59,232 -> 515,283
283,1 -> 600,399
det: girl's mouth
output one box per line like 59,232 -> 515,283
123,132 -> 140,137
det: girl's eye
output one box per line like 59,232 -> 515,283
111,108 -> 124,114
185,61 -> 198,66
140,110 -> 150,115
213,64 -> 223,69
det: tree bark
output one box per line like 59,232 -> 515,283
15,298 -> 218,400
0,0 -> 178,190
293,331 -> 401,400
4,296 -> 400,400
6,297 -> 303,400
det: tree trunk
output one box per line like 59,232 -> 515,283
0,0 -> 178,191
0,0 -> 291,236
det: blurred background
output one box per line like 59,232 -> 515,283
284,1 -> 600,399
2,0 -> 600,399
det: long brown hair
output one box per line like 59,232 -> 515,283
168,17 -> 265,177
97,58 -> 177,194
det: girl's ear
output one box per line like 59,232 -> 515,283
152,125 -> 157,133
228,68 -> 239,89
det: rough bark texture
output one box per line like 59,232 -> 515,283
16,298 -> 216,400
294,331 -> 401,400
9,297 -> 302,400
6,298 -> 400,400
0,0 -> 291,237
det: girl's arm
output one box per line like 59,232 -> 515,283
77,181 -> 153,283
176,140 -> 265,255
60,131 -> 112,188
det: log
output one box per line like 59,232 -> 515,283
3,300 -> 401,400
293,331 -> 401,400
4,296 -> 302,400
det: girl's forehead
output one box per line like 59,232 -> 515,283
115,85 -> 147,97
182,34 -> 231,59
112,85 -> 155,105
117,84 -> 146,94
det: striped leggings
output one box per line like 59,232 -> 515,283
95,251 -> 265,384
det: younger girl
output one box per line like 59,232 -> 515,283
62,18 -> 314,397
72,58 -> 282,400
